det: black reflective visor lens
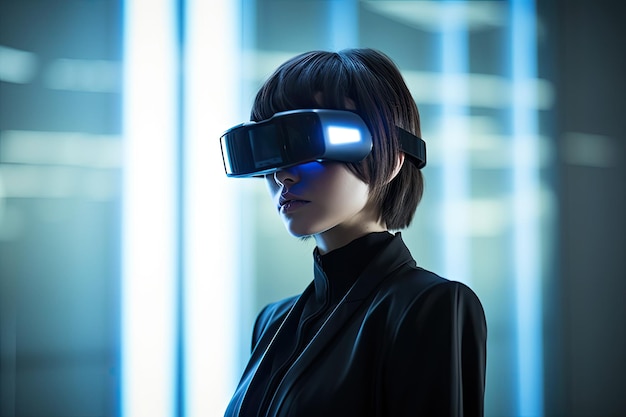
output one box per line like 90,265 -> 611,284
221,113 -> 324,177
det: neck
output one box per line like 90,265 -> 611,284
314,222 -> 387,255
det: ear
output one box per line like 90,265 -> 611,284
386,152 -> 405,184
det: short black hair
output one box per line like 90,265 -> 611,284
251,48 -> 424,229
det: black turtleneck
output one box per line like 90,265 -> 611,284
300,231 -> 396,345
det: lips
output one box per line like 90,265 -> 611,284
279,193 -> 310,213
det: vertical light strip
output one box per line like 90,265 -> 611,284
440,2 -> 470,284
328,0 -> 358,50
121,1 -> 179,416
510,0 -> 543,415
183,0 -> 241,416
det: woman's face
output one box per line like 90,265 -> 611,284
265,161 -> 385,253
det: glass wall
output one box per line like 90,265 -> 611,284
1,1 -> 559,417
0,2 -> 123,416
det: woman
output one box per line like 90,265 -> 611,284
221,48 -> 487,417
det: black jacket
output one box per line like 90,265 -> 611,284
225,232 -> 487,417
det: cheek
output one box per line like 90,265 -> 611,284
324,174 -> 370,212
338,171 -> 369,199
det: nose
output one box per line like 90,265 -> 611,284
273,166 -> 299,187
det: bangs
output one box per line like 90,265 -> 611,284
251,52 -> 354,121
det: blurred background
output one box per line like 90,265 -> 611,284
0,0 -> 624,416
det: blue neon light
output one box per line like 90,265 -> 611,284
440,2 -> 470,286
121,1 -> 180,416
510,0 -> 544,416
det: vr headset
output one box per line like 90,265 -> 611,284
220,109 -> 426,178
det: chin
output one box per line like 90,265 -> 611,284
284,220 -> 329,239
286,228 -> 316,238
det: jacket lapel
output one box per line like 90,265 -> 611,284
233,284 -> 313,416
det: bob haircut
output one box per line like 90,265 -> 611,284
251,48 -> 424,230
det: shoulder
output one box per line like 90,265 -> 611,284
387,263 -> 481,302
372,233 -> 480,302
375,263 -> 451,302
410,267 -> 482,306
373,265 -> 486,333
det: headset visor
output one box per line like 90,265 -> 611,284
220,109 -> 425,177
